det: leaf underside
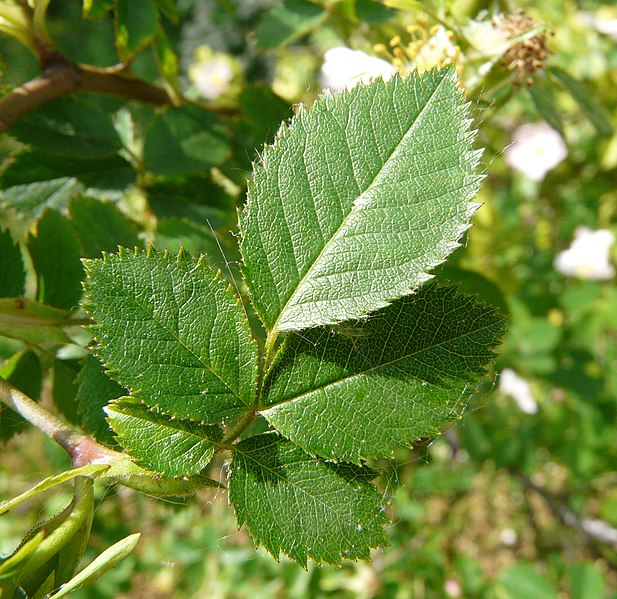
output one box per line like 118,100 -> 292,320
240,67 -> 481,333
261,284 -> 507,463
229,433 -> 389,567
83,248 -> 257,423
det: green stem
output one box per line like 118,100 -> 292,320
31,0 -> 55,60
0,377 -> 122,466
19,476 -> 94,583
220,330 -> 283,448
263,331 -> 279,369
221,403 -> 258,446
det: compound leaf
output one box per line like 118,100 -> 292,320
240,68 -> 481,333
106,400 -> 222,476
229,432 -> 389,567
83,248 -> 257,423
262,284 -> 507,463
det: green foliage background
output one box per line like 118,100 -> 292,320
1,0 -> 616,597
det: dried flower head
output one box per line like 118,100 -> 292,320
499,11 -> 551,83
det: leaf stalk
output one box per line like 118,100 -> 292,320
0,377 -> 122,467
220,403 -> 258,447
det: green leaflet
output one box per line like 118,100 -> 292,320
114,0 -> 159,61
106,400 -> 222,477
255,0 -> 327,49
0,228 -> 25,297
83,248 -> 258,423
229,433 -> 389,567
27,209 -> 85,310
262,284 -> 507,463
143,105 -> 231,175
240,67 -> 481,333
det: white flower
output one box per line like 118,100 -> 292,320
188,46 -> 235,100
464,19 -> 511,57
411,26 -> 461,73
500,528 -> 518,546
444,579 -> 462,598
505,123 -> 567,181
554,227 -> 615,280
579,11 -> 617,40
320,47 -> 396,94
499,368 -> 538,414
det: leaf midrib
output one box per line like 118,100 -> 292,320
262,314 -> 501,411
270,73 -> 450,333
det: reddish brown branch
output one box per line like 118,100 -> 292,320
79,64 -> 173,106
0,60 -> 173,132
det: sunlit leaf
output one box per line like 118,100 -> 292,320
83,248 -> 258,422
240,68 -> 481,333
106,399 -> 222,477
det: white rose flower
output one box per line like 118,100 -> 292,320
554,227 -> 615,280
320,47 -> 396,94
411,26 -> 461,72
499,368 -> 538,414
188,46 -> 235,100
579,11 -> 617,40
464,19 -> 511,57
505,123 -> 567,181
